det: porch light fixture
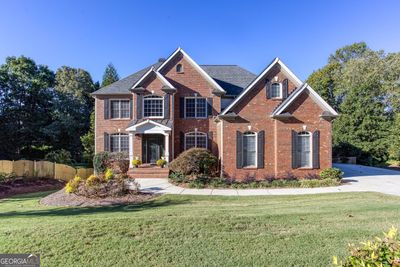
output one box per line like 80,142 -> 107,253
274,76 -> 278,82
247,125 -> 252,131
151,90 -> 155,94
118,128 -> 121,132
302,125 -> 307,131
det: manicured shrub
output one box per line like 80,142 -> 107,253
109,152 -> 129,174
45,149 -> 72,164
85,174 -> 102,187
93,152 -> 110,174
320,168 -> 344,180
65,175 -> 81,194
132,159 -> 142,168
300,178 -> 340,188
333,227 -> 400,267
169,171 -> 186,183
169,148 -> 218,177
156,159 -> 167,168
104,168 -> 114,181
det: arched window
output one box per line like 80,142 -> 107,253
185,132 -> 207,150
143,95 -> 163,118
297,131 -> 311,167
270,83 -> 282,98
176,64 -> 183,73
110,133 -> 129,152
243,131 -> 257,167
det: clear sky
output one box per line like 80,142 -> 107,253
0,0 -> 399,82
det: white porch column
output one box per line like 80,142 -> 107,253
164,132 -> 170,163
129,132 -> 134,168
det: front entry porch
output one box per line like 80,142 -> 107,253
126,119 -> 172,169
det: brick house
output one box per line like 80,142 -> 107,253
92,48 -> 338,179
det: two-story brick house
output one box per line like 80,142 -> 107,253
92,48 -> 338,179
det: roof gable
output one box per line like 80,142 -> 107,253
131,67 -> 175,89
271,83 -> 338,117
157,47 -> 226,93
221,58 -> 302,115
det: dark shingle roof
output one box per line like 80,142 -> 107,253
91,63 -> 256,96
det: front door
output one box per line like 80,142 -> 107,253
142,135 -> 164,164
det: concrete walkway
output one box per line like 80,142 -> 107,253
136,164 -> 400,196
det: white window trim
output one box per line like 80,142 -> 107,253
110,99 -> 131,120
297,131 -> 313,168
242,131 -> 258,168
110,133 -> 129,153
184,96 -> 207,119
176,64 -> 184,73
270,82 -> 282,99
184,131 -> 208,150
142,95 -> 164,119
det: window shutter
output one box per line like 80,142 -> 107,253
236,131 -> 243,169
208,131 -> 213,151
292,130 -> 298,169
312,130 -> 320,169
207,98 -> 213,117
164,94 -> 170,119
136,94 -> 142,119
104,99 -> 110,119
104,133 -> 109,151
179,97 -> 185,118
266,79 -> 271,99
257,130 -> 265,169
180,131 -> 185,152
282,79 -> 289,99
129,99 -> 133,119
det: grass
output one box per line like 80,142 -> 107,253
0,192 -> 400,266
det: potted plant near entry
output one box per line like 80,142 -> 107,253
156,157 -> 167,168
132,156 -> 142,168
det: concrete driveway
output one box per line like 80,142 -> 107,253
136,164 -> 400,196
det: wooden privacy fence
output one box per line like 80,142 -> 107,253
0,160 -> 93,181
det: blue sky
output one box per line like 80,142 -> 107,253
0,0 -> 399,82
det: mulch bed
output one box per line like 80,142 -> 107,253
40,189 -> 155,207
0,178 -> 65,199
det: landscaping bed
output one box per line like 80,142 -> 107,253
0,177 -> 65,199
40,189 -> 154,207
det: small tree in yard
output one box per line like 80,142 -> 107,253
169,148 -> 218,177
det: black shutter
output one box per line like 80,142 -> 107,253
136,94 -> 142,119
292,130 -> 298,169
129,99 -> 133,119
313,130 -> 320,169
236,131 -> 243,169
180,131 -> 185,152
179,97 -> 185,118
266,79 -> 271,99
104,99 -> 110,119
282,79 -> 289,99
257,130 -> 265,169
104,133 -> 109,151
207,98 -> 213,117
164,94 -> 170,119
208,132 -> 213,151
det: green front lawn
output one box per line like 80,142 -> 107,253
0,192 -> 399,266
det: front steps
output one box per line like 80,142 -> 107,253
128,167 -> 169,179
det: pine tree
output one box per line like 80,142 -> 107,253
101,63 -> 119,87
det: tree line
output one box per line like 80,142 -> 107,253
0,42 -> 398,166
0,56 -> 119,166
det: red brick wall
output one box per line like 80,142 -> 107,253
220,70 -> 332,180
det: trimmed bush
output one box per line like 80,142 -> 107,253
300,178 -> 340,188
169,171 -> 186,183
132,159 -> 142,168
65,175 -> 81,193
109,152 -> 129,174
333,227 -> 400,266
156,159 -> 167,168
93,152 -> 110,174
320,168 -> 343,180
169,148 -> 218,177
104,168 -> 114,181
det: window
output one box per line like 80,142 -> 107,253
270,83 -> 282,98
185,132 -> 207,150
110,100 -> 130,119
110,133 -> 129,152
297,132 -> 311,168
143,95 -> 163,118
176,64 -> 183,73
243,132 -> 256,167
185,97 -> 207,118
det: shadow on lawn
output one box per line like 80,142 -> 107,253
0,197 -> 190,218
